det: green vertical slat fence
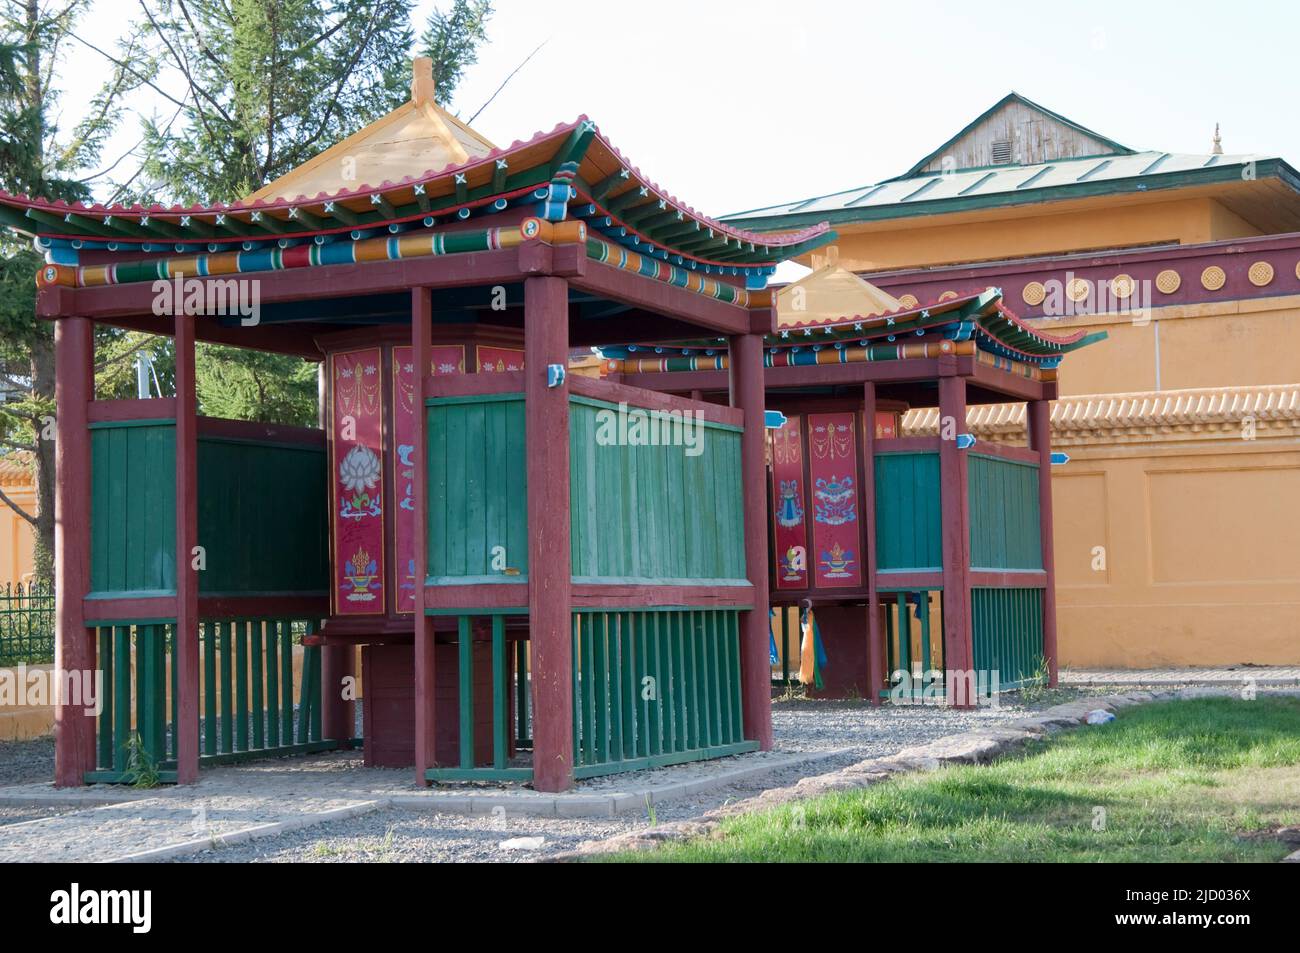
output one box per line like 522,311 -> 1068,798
571,608 -> 755,780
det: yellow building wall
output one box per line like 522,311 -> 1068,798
817,195 -> 1264,272
1032,295 -> 1300,397
1053,438 -> 1300,667
0,484 -> 37,587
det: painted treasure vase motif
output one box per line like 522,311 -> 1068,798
342,547 -> 381,602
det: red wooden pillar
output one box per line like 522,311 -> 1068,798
862,382 -> 884,705
524,276 -> 573,792
938,368 -> 974,707
729,331 -> 773,749
53,316 -> 95,787
1027,399 -> 1059,687
411,287 -> 437,784
318,361 -> 354,743
174,312 -> 200,783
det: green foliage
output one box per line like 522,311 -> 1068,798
127,0 -> 417,203
609,698 -> 1300,863
421,0 -> 494,106
122,732 -> 162,788
196,344 -> 318,426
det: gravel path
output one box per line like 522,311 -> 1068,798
170,687 -> 1113,863
0,684 -> 1131,863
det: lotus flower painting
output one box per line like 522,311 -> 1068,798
339,445 -> 383,521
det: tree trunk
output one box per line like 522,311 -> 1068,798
30,330 -> 55,583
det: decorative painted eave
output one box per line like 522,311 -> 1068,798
0,65 -> 833,271
600,286 -> 1103,369
904,384 -> 1300,444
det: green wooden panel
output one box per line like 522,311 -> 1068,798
89,422 -> 177,596
568,398 -> 746,584
968,454 -> 1043,570
195,438 -> 329,595
874,452 -> 942,571
426,395 -> 528,582
971,587 -> 1044,688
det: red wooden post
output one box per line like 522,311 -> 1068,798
862,382 -> 884,706
525,276 -> 573,792
53,316 -> 95,787
411,287 -> 437,783
174,312 -> 200,783
729,331 -> 773,749
318,361 -> 354,743
938,369 -> 974,707
1027,399 -> 1059,687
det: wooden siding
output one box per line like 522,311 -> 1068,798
918,99 -> 1119,173
425,394 -> 529,583
968,453 -> 1042,570
89,420 -> 177,597
874,451 -> 942,572
568,396 -> 746,585
195,437 -> 329,595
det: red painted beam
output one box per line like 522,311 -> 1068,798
525,275 -> 574,792
1027,399 -> 1059,687
570,583 -> 753,609
88,397 -> 177,423
195,416 -> 325,447
53,317 -> 95,787
174,313 -> 200,783
570,260 -> 753,337
411,287 -> 437,784
968,441 -> 1039,465
568,374 -> 744,428
423,583 -> 529,611
938,370 -> 974,708
728,332 -> 772,749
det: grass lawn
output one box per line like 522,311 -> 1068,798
608,697 -> 1300,862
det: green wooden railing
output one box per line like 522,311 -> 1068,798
87,617 -> 331,783
572,608 -> 756,779
882,589 -> 944,700
425,612 -> 529,783
971,587 -> 1045,691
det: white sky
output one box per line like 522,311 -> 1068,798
59,0 -> 1300,219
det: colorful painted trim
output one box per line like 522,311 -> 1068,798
609,339 -> 978,373
38,222 -> 546,290
585,236 -> 750,307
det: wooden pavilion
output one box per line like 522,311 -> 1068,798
1,60 -> 1099,791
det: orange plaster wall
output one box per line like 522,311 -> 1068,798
819,196 -> 1265,273
1053,440 -> 1300,667
0,483 -> 37,587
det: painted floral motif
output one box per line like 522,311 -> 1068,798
339,445 -> 382,520
813,475 -> 856,525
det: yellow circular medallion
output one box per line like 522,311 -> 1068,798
1155,269 -> 1181,294
1021,281 -> 1046,306
1200,265 -> 1226,291
1247,261 -> 1274,287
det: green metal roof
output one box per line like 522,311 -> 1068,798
723,153 -> 1300,232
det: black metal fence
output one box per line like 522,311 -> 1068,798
0,582 -> 54,665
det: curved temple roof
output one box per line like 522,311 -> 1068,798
601,284 -> 1105,371
0,62 -> 832,273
